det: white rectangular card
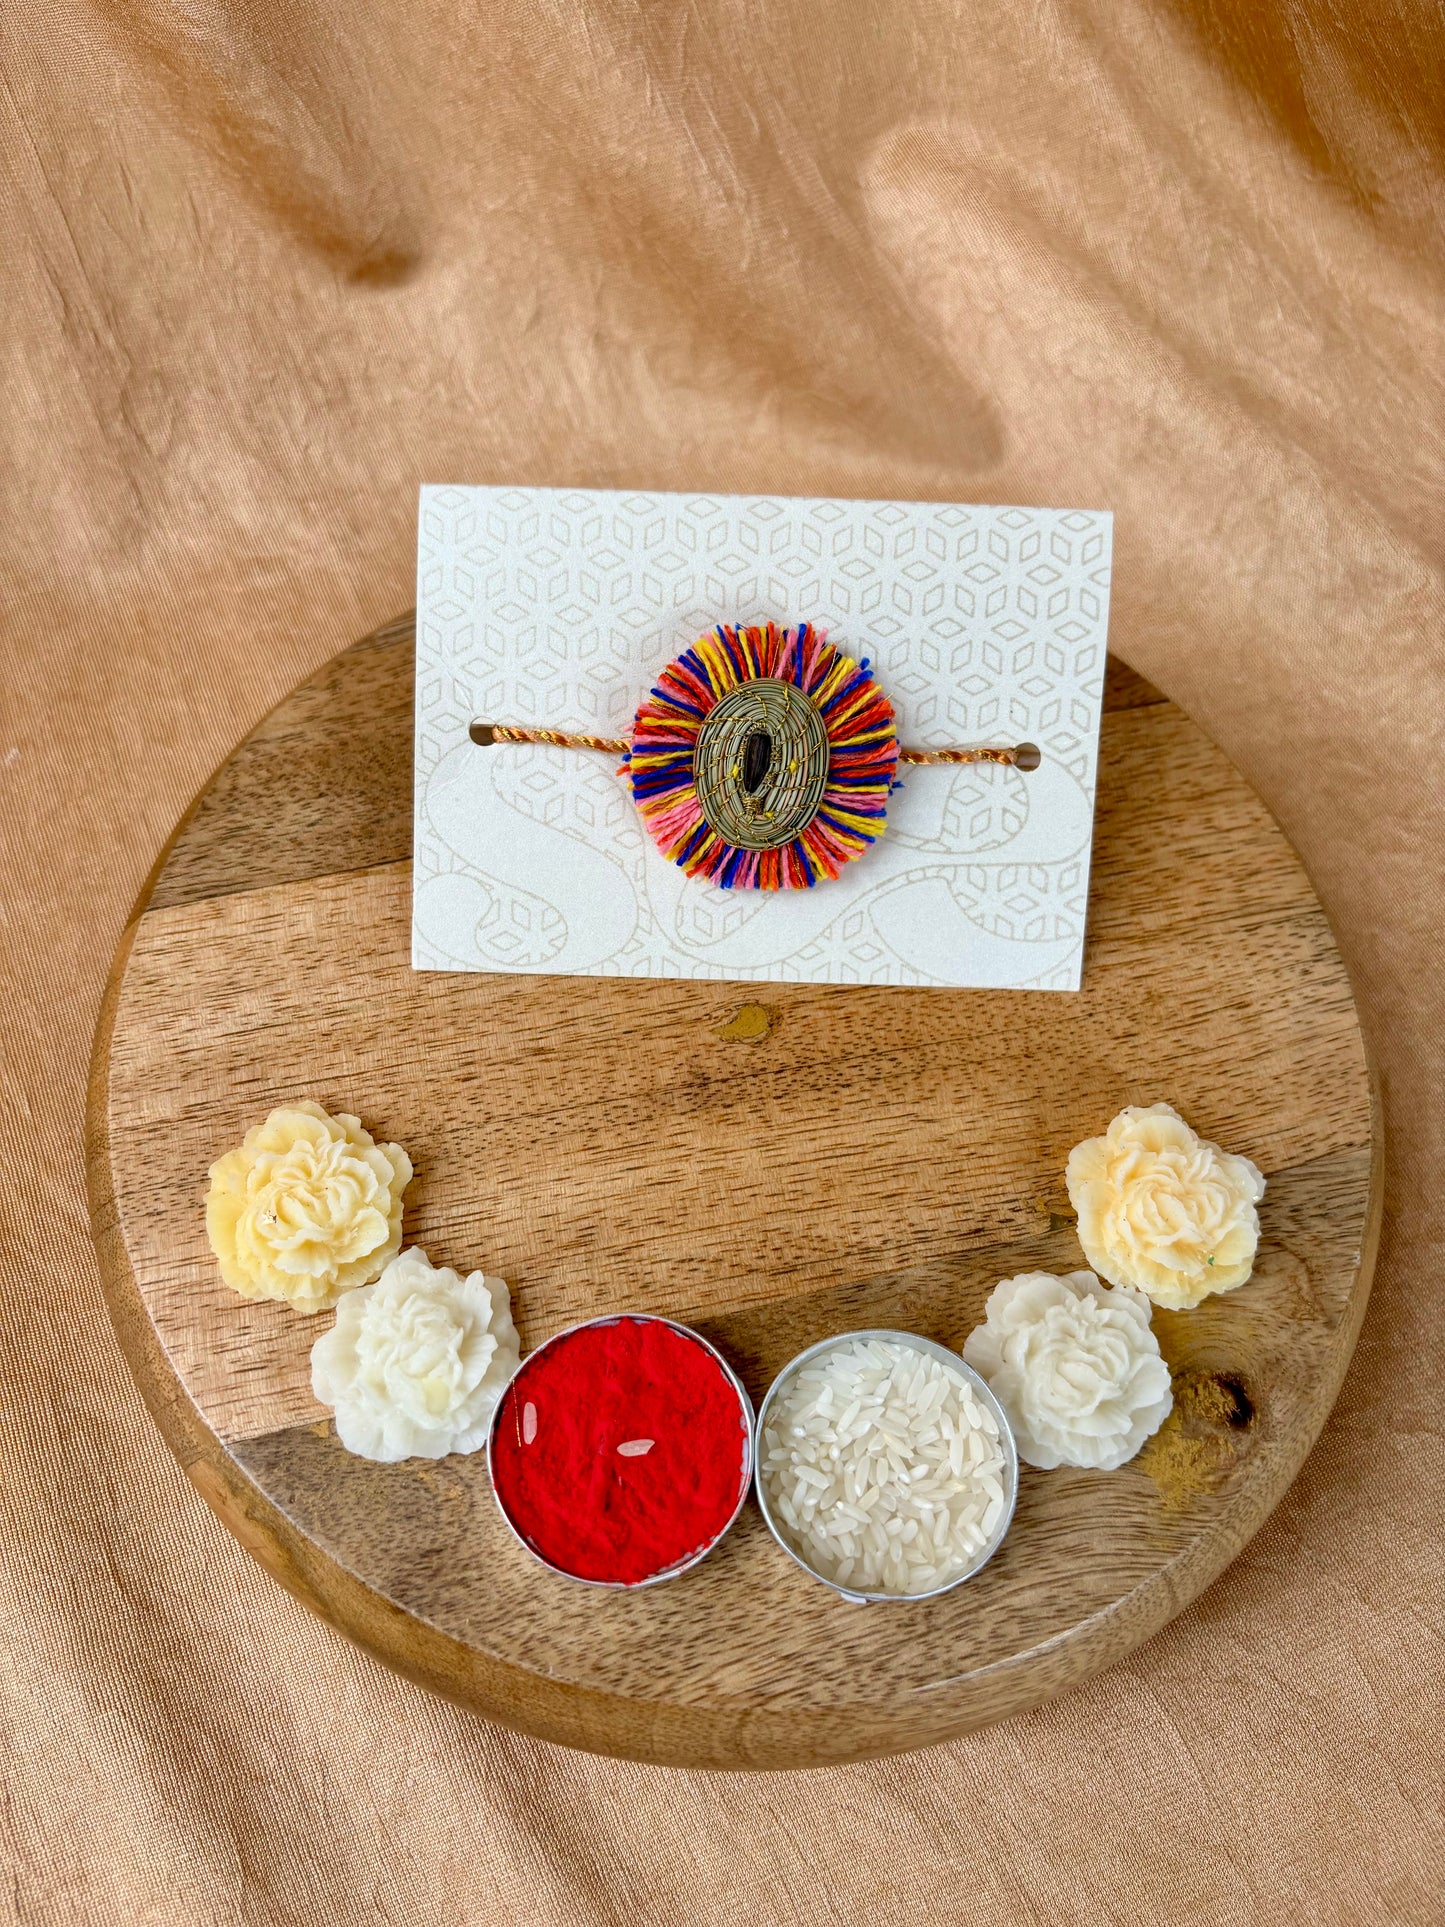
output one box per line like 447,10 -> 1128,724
413,486 -> 1111,989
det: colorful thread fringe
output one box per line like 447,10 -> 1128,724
626,623 -> 899,889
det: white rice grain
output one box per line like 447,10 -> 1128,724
759,1339 -> 1008,1597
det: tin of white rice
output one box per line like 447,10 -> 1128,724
757,1334 -> 1014,1598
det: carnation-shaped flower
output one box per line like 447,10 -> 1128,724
311,1246 -> 521,1462
1065,1102 -> 1265,1309
206,1100 -> 412,1313
963,1270 -> 1173,1470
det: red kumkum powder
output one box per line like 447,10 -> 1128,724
490,1317 -> 750,1585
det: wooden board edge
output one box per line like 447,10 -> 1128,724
85,914 -> 229,1484
88,880 -> 1384,1767
136,621 -> 405,921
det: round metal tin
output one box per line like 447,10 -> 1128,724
753,1329 -> 1019,1604
486,1313 -> 755,1590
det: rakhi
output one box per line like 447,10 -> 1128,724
470,622 -> 1039,891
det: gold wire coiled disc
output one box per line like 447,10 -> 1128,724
692,679 -> 832,852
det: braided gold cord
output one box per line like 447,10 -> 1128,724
474,724 -> 1038,767
897,745 -> 1026,766
474,724 -> 631,754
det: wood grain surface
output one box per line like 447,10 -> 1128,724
86,621 -> 1381,1769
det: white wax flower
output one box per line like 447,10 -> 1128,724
206,1100 -> 412,1313
963,1270 -> 1173,1470
1065,1102 -> 1266,1309
311,1246 -> 520,1462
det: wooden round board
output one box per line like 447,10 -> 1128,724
87,617 -> 1381,1770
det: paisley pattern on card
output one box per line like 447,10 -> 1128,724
413,486 -> 1111,989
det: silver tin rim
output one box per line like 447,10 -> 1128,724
486,1312 -> 755,1590
753,1329 -> 1019,1604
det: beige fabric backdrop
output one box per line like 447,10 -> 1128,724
3,1 -> 1442,1920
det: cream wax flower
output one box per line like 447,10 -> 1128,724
311,1246 -> 521,1462
963,1270 -> 1172,1470
206,1100 -> 412,1313
1066,1103 -> 1265,1309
